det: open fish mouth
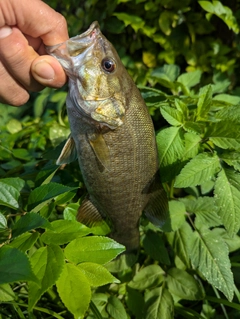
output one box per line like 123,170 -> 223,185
45,21 -> 100,58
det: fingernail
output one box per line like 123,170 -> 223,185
0,26 -> 12,39
33,60 -> 55,80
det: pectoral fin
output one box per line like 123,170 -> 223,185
77,198 -> 105,227
87,133 -> 111,170
56,135 -> 77,165
143,173 -> 169,227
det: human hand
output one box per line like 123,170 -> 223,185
0,0 -> 69,106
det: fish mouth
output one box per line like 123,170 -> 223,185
46,21 -> 100,58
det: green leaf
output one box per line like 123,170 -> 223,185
56,263 -> 91,318
167,268 -> 203,300
151,64 -> 180,89
142,230 -> 170,264
29,245 -> 64,310
157,126 -> 185,182
0,178 -> 25,209
183,132 -> 201,160
221,151 -> 240,171
196,85 -> 212,120
77,262 -> 119,287
160,104 -> 184,126
126,287 -> 144,319
144,287 -> 174,319
64,236 -> 125,264
107,296 -> 128,319
9,232 -> 39,252
214,168 -> 240,237
189,227 -> 234,301
205,121 -> 240,150
0,283 -> 15,301
0,213 -> 7,229
128,265 -> 165,291
166,223 -> 193,269
113,13 -> 145,32
41,220 -> 91,245
174,153 -> 221,188
27,182 -> 78,213
0,246 -> 38,284
177,70 -> 202,89
11,212 -> 51,238
162,200 -> 186,232
180,197 -> 222,228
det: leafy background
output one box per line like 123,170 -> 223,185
1,0 -> 240,318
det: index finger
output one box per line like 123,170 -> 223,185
0,0 -> 69,45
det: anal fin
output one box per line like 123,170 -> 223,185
77,198 -> 104,227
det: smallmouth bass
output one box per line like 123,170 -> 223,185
47,22 -> 168,260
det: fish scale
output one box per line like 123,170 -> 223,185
46,21 -> 169,262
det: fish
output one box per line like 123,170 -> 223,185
46,21 -> 169,261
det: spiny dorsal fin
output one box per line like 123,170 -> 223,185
77,198 -> 104,227
87,132 -> 111,170
56,135 -> 77,165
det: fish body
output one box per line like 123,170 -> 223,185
47,22 -> 168,256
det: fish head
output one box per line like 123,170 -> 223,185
46,21 -> 129,129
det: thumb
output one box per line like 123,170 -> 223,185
31,56 -> 67,88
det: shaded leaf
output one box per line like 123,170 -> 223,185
128,265 -> 165,291
0,284 -> 15,301
9,232 -> 39,252
167,268 -> 204,300
144,287 -> 174,319
196,85 -> 212,120
11,213 -> 51,238
160,104 -> 183,126
27,182 -> 78,213
0,246 -> 38,284
0,178 -> 25,209
107,295 -> 128,319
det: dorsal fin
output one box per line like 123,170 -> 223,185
56,135 -> 77,165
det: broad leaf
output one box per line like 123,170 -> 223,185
56,263 -> 91,318
177,70 -> 202,89
128,265 -> 165,291
0,246 -> 38,284
77,262 -> 119,287
167,268 -> 204,300
11,212 -> 51,238
180,197 -> 222,229
107,295 -> 128,319
183,132 -> 201,160
196,85 -> 212,120
126,288 -> 145,319
0,178 -> 25,209
206,121 -> 240,150
144,287 -> 174,319
41,220 -> 91,245
189,227 -> 234,301
64,236 -> 125,264
142,230 -> 170,264
157,126 -> 185,182
29,245 -> 64,310
174,153 -> 221,188
214,168 -> 240,236
9,232 -> 39,252
160,104 -> 183,126
0,284 -> 15,301
27,182 -> 78,212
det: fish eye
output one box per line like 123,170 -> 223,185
101,58 -> 116,73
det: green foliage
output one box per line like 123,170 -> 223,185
1,0 -> 240,318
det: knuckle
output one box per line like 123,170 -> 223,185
55,13 -> 67,31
